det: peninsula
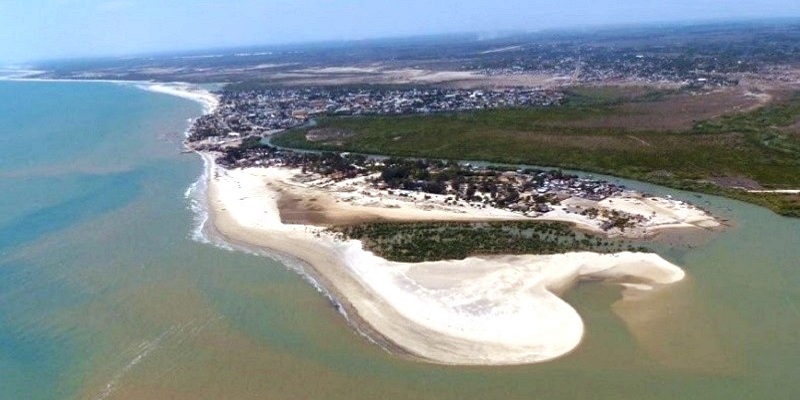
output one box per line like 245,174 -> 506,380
186,88 -> 719,364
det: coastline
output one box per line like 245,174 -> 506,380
112,81 -> 703,364
202,158 -> 689,365
213,159 -> 721,240
137,83 -> 220,115
0,76 -> 221,116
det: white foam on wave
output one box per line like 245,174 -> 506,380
130,82 -> 225,248
91,318 -> 219,400
180,154 -> 343,321
136,86 -> 381,349
184,153 -> 214,245
187,157 -> 358,332
92,322 -> 191,400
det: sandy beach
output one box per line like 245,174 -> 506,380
747,189 -> 800,194
139,83 -> 220,115
134,83 -> 719,365
203,158 -> 693,365
223,160 -> 720,239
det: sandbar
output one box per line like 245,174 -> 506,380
204,158 -> 691,364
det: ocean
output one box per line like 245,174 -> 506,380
1,79 -> 800,399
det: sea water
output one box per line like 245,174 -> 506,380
1,80 -> 800,399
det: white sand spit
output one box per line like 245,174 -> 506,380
141,83 -> 219,115
598,195 -> 720,231
747,189 -> 800,194
339,246 -> 683,364
204,161 -> 690,365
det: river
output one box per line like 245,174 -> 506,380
1,79 -> 798,399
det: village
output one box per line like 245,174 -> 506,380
184,76 -> 721,237
190,132 -> 653,232
473,50 -> 743,88
188,86 -> 564,141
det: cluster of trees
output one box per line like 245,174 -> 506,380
376,158 -> 568,207
215,134 -> 631,218
216,139 -> 590,214
217,139 -> 375,179
330,221 -> 648,262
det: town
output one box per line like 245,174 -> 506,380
188,86 -> 563,141
194,134 -> 641,231
466,42 -> 748,87
37,22 -> 800,92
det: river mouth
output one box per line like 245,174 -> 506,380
3,80 -> 800,399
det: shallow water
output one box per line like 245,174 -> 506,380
1,80 -> 799,399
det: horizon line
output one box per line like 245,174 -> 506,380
12,15 -> 800,67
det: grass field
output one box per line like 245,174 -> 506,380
272,87 -> 800,217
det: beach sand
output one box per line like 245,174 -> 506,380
203,158 -> 691,365
139,83 -> 220,115
231,161 -> 719,238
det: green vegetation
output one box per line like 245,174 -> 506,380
693,93 -> 800,155
329,221 -> 646,263
272,88 -> 800,217
562,85 -> 676,106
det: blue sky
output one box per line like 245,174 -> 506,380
1,0 -> 799,63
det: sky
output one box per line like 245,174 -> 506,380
1,0 -> 799,63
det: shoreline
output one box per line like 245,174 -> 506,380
202,158 -> 690,365
199,152 -> 423,360
212,158 -> 721,240
95,81 -> 705,365
137,83 -> 220,115
1,76 -> 221,116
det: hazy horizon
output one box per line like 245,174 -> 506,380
2,0 -> 800,64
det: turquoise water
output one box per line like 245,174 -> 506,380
0,81 -> 204,399
1,80 -> 800,399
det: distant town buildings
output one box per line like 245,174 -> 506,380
189,87 -> 564,141
470,49 -> 744,88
